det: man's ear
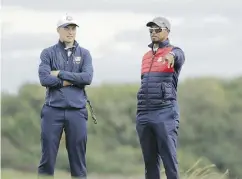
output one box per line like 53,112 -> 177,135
57,27 -> 60,33
164,30 -> 169,38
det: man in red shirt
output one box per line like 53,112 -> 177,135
136,17 -> 185,179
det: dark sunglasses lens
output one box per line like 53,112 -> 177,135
149,28 -> 162,33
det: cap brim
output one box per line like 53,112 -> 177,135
59,23 -> 79,28
146,21 -> 158,27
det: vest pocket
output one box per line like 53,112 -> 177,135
161,82 -> 173,100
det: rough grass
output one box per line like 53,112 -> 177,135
179,159 -> 229,179
1,169 -> 229,179
1,160 -> 229,179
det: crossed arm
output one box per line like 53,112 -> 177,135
38,48 -> 94,88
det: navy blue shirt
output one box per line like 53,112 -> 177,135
38,40 -> 94,109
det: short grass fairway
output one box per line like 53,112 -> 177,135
1,167 -> 228,179
1,169 -> 142,179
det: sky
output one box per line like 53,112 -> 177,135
1,0 -> 242,93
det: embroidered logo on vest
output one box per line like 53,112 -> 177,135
157,57 -> 163,62
74,56 -> 82,64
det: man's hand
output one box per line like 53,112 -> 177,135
162,53 -> 175,68
63,81 -> 72,86
51,70 -> 60,77
51,71 -> 72,86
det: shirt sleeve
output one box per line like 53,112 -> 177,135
172,47 -> 185,70
38,49 -> 63,88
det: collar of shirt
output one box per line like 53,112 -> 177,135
148,38 -> 170,49
58,40 -> 77,50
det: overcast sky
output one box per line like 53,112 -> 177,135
1,0 -> 242,93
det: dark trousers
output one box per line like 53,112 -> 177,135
38,104 -> 88,179
136,103 -> 180,179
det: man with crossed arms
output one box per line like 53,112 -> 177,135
38,14 -> 93,179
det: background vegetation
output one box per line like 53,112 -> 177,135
1,76 -> 242,179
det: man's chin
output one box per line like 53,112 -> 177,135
152,39 -> 159,43
151,37 -> 159,43
64,40 -> 74,43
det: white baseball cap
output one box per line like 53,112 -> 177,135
57,14 -> 79,28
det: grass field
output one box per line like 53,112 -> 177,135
1,169 -> 142,179
1,166 -> 229,179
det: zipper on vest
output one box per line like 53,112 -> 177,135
146,53 -> 156,108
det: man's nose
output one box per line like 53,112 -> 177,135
151,31 -> 156,35
68,30 -> 74,34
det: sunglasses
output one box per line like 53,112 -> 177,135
149,27 -> 167,34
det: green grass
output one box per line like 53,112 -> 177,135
1,169 -> 142,179
1,169 -> 228,179
1,161 -> 229,179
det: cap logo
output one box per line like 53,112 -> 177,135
66,16 -> 73,21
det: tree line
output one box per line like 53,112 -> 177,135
1,76 -> 242,178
